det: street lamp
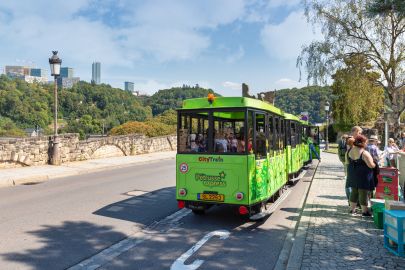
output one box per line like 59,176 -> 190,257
49,51 -> 62,165
325,101 -> 330,151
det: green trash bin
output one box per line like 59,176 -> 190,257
372,204 -> 384,229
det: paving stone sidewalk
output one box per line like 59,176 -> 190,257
295,152 -> 405,270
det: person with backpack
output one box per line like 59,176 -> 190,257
338,134 -> 349,202
338,134 -> 349,163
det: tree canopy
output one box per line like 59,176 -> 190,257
331,54 -> 384,130
298,0 -> 404,135
274,86 -> 332,123
144,85 -> 220,115
0,75 -> 151,138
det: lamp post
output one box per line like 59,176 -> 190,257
49,51 -> 62,165
325,101 -> 330,151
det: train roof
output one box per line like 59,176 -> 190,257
180,97 -> 283,115
180,96 -> 310,125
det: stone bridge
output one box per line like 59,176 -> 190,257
0,133 -> 177,168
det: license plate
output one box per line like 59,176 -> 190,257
197,193 -> 224,202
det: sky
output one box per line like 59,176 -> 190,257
0,0 -> 322,96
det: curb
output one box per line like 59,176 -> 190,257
274,161 -> 320,270
0,154 -> 176,188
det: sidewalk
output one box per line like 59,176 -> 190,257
0,151 -> 176,187
287,152 -> 405,270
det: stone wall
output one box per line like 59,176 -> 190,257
0,133 -> 177,168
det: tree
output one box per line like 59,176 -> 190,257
368,0 -> 405,17
0,117 -> 25,137
298,0 -> 405,136
331,54 -> 384,130
274,86 -> 332,123
145,86 -> 220,115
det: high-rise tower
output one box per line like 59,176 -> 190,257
91,62 -> 101,84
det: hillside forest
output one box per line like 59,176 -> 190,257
0,75 -> 340,139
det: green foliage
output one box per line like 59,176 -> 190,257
0,76 -> 152,138
367,0 -> 405,17
110,117 -> 176,137
331,54 -> 384,131
274,86 -> 332,123
0,117 -> 25,137
144,85 -> 220,115
60,115 -> 102,140
299,0 -> 404,136
0,75 -> 52,129
153,109 -> 177,125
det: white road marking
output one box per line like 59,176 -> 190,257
68,208 -> 191,270
126,190 -> 148,196
170,230 -> 230,270
106,206 -> 123,212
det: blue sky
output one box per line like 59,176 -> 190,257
0,0 -> 321,96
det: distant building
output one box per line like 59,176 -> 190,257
91,62 -> 101,84
30,68 -> 47,77
4,65 -> 30,77
57,77 -> 80,89
5,66 -> 47,84
60,67 -> 74,78
124,81 -> 134,92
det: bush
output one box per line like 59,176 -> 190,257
0,117 -> 25,137
109,120 -> 175,137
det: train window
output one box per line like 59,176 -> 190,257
178,111 -> 209,153
212,111 -> 245,153
254,112 -> 267,159
280,119 -> 285,150
297,124 -> 302,144
274,117 -> 280,150
268,115 -> 274,155
291,122 -> 296,147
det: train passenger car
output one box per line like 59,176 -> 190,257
175,96 -> 317,219
284,113 -> 304,181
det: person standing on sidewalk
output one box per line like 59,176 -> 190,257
384,138 -> 400,167
347,135 -> 376,216
344,126 -> 363,203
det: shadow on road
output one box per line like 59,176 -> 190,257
101,204 -> 294,270
1,221 -> 127,270
93,186 -> 178,225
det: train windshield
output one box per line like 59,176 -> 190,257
177,110 -> 247,154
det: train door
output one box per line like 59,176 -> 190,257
249,111 -> 269,203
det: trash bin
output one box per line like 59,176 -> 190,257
372,203 -> 385,229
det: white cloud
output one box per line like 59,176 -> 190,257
0,0 -> 248,76
226,46 -> 245,63
132,80 -> 171,95
266,0 -> 300,8
260,11 -> 322,60
222,81 -> 241,90
275,78 -> 305,88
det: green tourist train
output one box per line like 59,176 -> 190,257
176,95 -> 320,219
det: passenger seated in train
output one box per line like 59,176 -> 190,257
215,130 -> 228,152
190,134 -> 199,152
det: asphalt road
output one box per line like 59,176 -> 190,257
0,158 -> 314,270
